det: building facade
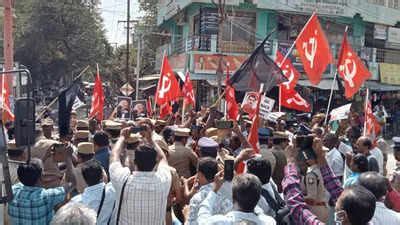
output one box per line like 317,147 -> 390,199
156,0 -> 400,108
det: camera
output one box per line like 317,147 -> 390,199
296,135 -> 316,160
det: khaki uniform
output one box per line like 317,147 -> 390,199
271,145 -> 287,193
71,164 -> 87,193
302,164 -> 329,223
259,144 -> 276,173
31,141 -> 62,188
216,148 -> 235,172
168,142 -> 198,178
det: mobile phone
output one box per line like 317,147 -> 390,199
224,160 -> 234,181
215,120 -> 234,129
130,126 -> 145,133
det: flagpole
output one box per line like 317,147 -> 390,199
324,70 -> 338,125
182,101 -> 185,124
35,65 -> 90,122
1,69 -> 5,122
280,12 -> 316,67
363,88 -> 369,136
278,85 -> 281,112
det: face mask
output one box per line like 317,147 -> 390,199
334,210 -> 346,225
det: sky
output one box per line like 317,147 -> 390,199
100,0 -> 142,45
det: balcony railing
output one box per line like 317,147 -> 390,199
170,35 -> 255,54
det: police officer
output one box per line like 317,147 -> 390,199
301,152 -> 329,223
168,128 -> 198,178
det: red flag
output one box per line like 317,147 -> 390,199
89,65 -> 104,121
248,92 -> 262,154
160,102 -> 172,119
275,50 -> 300,91
1,75 -> 14,122
337,32 -> 371,99
182,72 -> 195,107
280,86 -> 311,112
295,13 -> 333,85
155,54 -> 181,105
225,66 -> 239,120
364,99 -> 381,139
146,97 -> 153,118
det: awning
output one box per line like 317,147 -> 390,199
139,74 -> 159,81
140,84 -> 157,92
364,81 -> 400,92
297,79 -> 338,90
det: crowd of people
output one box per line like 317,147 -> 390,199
3,107 -> 400,225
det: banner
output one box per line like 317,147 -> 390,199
242,92 -> 259,119
259,96 -> 275,120
380,63 -> 400,85
329,103 -> 352,122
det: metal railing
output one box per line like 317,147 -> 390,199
170,35 -> 255,54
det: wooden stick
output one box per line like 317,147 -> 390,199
36,65 -> 90,121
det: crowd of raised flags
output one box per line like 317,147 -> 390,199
0,11 -> 395,225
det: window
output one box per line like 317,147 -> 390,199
367,0 -> 386,5
221,11 -> 256,48
388,0 -> 400,8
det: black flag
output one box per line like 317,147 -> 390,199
228,34 -> 287,92
58,80 -> 80,137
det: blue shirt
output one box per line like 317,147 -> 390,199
344,172 -> 361,188
8,183 -> 65,225
95,146 -> 111,173
72,182 -> 116,225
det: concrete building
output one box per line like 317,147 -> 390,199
155,0 -> 400,108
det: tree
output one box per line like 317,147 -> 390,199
14,0 -> 112,91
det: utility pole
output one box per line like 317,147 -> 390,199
3,0 -> 14,92
135,33 -> 141,100
126,0 -> 130,85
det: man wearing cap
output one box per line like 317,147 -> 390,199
270,131 -> 289,193
258,128 -> 276,174
65,142 -> 97,193
76,120 -> 89,131
31,139 -> 65,188
103,120 -> 123,145
73,130 -> 90,146
7,141 -> 26,185
41,118 -> 55,140
168,128 -> 198,178
197,137 -> 219,159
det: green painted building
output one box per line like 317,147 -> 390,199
155,0 -> 400,107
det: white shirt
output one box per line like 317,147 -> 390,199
197,191 -> 276,225
257,180 -> 278,217
187,183 -> 233,225
338,142 -> 352,155
370,147 -> 384,174
109,161 -> 172,225
370,202 -> 400,225
72,182 -> 115,225
325,147 -> 344,177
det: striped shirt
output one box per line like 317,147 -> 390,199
109,161 -> 172,225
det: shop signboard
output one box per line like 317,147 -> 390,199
374,24 -> 387,40
388,27 -> 400,44
193,54 -> 248,74
380,63 -> 400,85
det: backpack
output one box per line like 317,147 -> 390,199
261,185 -> 295,225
